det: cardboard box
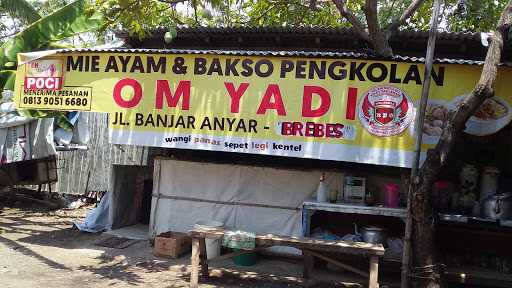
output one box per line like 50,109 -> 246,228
154,231 -> 191,258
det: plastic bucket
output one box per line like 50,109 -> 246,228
194,220 -> 223,259
233,249 -> 258,266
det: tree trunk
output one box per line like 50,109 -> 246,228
370,34 -> 393,57
364,0 -> 394,57
410,2 -> 512,287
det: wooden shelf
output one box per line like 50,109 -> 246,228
303,201 -> 408,219
445,267 -> 512,288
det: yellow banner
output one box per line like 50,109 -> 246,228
13,51 -> 512,167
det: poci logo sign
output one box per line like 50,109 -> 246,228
24,59 -> 64,90
358,85 -> 414,137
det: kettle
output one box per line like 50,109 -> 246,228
481,193 -> 512,220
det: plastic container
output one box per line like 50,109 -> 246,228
233,249 -> 258,266
384,183 -> 400,207
433,180 -> 451,211
194,220 -> 223,259
329,189 -> 338,203
316,173 -> 329,203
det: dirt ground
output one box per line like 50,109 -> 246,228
0,199 -> 397,288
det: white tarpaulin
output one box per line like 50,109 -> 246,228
150,159 -> 343,252
0,90 -> 56,163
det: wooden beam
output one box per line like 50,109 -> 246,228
306,250 -> 369,278
401,0 -> 442,287
302,250 -> 314,279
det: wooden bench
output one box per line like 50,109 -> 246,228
189,228 -> 385,288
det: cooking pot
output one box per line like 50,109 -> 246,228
360,226 -> 387,245
481,193 -> 512,220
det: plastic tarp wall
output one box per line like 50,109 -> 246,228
150,159 -> 343,248
75,164 -> 148,233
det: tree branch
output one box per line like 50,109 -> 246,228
331,0 -> 370,42
249,5 -> 274,25
408,4 -> 512,287
364,0 -> 380,40
383,0 -> 397,26
309,0 -> 318,11
387,0 -> 427,33
156,0 -> 188,5
432,9 -> 511,167
414,1 -> 512,213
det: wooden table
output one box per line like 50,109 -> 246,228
189,228 -> 385,288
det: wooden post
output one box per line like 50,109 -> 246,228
199,237 -> 208,276
369,255 -> 379,288
401,0 -> 441,287
302,250 -> 314,279
190,238 -> 200,288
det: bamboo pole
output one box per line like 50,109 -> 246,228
401,0 -> 441,287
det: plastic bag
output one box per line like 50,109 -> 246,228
71,112 -> 90,144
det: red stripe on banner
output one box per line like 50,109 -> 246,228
346,87 -> 358,120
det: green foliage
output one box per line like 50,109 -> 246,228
30,0 -> 71,17
378,0 -> 510,32
245,0 -> 343,26
0,70 -> 15,90
97,0 -> 179,39
96,0 -> 510,41
194,0 -> 247,26
0,0 -> 102,130
0,0 -> 41,24
447,0 -> 509,32
0,0 -> 102,65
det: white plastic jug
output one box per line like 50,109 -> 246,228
316,173 -> 329,203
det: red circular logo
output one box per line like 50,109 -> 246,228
358,86 -> 414,137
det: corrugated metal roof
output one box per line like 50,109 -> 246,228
143,26 -> 482,41
52,47 -> 507,66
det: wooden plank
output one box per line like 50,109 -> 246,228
369,255 -> 379,288
445,266 -> 512,282
190,229 -> 385,256
13,193 -> 59,209
302,250 -> 314,279
199,237 -> 208,277
303,201 -> 408,219
190,238 -> 200,288
307,250 -> 369,278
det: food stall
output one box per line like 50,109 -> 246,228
11,27 -> 512,285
